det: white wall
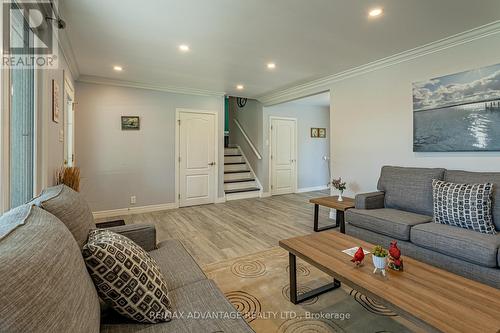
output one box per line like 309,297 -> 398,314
75,82 -> 224,212
38,52 -> 75,191
329,32 -> 500,198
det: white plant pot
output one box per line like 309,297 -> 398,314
372,255 -> 387,276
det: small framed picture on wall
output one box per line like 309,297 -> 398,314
52,80 -> 60,123
121,116 -> 140,130
311,128 -> 319,138
318,128 -> 326,138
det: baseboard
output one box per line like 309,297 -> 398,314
93,202 -> 179,219
215,196 -> 226,204
296,185 -> 329,193
261,192 -> 271,198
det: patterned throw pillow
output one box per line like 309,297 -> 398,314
432,180 -> 496,235
82,229 -> 172,323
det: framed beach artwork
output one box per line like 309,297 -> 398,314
413,63 -> 500,152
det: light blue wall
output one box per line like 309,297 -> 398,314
228,96 -> 330,192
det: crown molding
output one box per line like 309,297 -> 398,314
257,20 -> 500,106
77,75 -> 226,97
57,28 -> 81,80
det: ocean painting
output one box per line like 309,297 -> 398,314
413,63 -> 500,152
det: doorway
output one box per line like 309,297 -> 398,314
270,117 -> 297,195
64,78 -> 75,166
176,109 -> 218,207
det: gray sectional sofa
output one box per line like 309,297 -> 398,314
0,185 -> 253,333
346,166 -> 500,288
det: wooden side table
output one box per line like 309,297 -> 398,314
309,196 -> 355,233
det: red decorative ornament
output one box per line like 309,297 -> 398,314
351,247 -> 365,266
388,240 -> 404,271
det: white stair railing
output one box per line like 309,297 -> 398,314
233,119 -> 262,160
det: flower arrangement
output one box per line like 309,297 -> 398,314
372,245 -> 388,258
372,245 -> 388,276
329,177 -> 347,201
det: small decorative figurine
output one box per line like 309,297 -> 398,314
372,245 -> 388,276
351,247 -> 365,266
388,240 -> 404,271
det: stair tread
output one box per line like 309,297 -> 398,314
224,170 -> 250,174
224,178 -> 255,184
224,154 -> 242,157
224,162 -> 246,165
225,187 -> 260,194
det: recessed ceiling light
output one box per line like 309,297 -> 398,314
178,44 -> 190,52
267,63 -> 276,69
236,84 -> 244,90
113,66 -> 123,71
368,8 -> 383,17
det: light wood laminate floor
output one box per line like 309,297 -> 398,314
97,191 -> 334,266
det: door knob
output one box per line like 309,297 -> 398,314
208,162 -> 216,166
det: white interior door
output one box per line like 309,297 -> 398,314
179,111 -> 217,207
270,118 -> 297,195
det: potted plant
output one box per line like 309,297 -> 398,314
329,177 -> 347,201
372,245 -> 388,276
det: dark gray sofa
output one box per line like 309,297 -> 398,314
0,185 -> 253,333
346,166 -> 500,288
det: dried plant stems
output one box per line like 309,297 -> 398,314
56,166 -> 80,192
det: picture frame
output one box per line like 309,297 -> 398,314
52,80 -> 60,123
121,116 -> 140,130
311,128 -> 319,138
318,128 -> 326,138
413,62 -> 500,152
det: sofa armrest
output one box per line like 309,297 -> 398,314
105,224 -> 157,251
354,192 -> 385,209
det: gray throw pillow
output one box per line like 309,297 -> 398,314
82,229 -> 172,323
432,180 -> 496,235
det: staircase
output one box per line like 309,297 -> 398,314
224,147 -> 261,200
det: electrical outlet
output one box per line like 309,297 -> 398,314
130,196 -> 136,205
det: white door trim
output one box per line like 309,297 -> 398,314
63,74 -> 75,167
268,116 -> 298,196
175,108 -> 219,206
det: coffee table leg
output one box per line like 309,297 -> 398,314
313,204 -> 320,232
336,210 -> 346,234
289,252 -> 341,304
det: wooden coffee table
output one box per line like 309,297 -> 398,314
279,232 -> 500,333
309,196 -> 354,233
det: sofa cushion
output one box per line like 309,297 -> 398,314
346,208 -> 432,240
149,239 -> 207,290
0,205 -> 100,333
445,170 -> 500,231
30,184 -> 96,248
411,222 -> 500,268
432,180 -> 496,235
377,166 -> 445,216
101,279 -> 253,333
83,229 -> 172,323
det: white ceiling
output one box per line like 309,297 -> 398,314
61,0 -> 500,98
